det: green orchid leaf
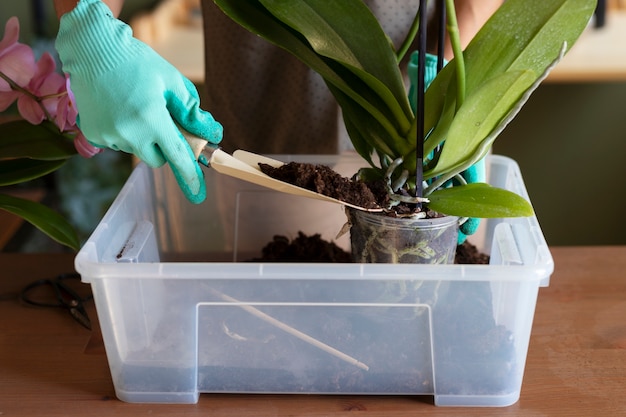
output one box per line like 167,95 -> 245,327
258,0 -> 394,81
427,183 -> 534,218
0,158 -> 67,186
213,1 -> 358,103
214,0 -> 596,217
328,84 -> 408,159
257,0 -> 412,123
341,111 -> 375,166
424,0 -> 596,137
213,1 -> 333,77
0,120 -> 76,160
0,194 -> 79,250
214,0 -> 408,147
464,0 -> 595,91
423,102 -> 454,159
427,70 -> 535,178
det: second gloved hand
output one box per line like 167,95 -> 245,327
409,51 -> 483,244
55,0 -> 222,203
456,161 -> 484,244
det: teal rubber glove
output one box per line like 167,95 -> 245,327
55,0 -> 222,204
408,51 -> 483,244
457,162 -> 484,244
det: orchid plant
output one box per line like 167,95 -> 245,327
0,17 -> 100,250
214,0 -> 596,219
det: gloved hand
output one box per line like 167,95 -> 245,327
408,51 -> 482,244
456,161 -> 484,244
55,0 -> 222,204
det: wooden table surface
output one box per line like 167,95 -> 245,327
1,247 -> 625,416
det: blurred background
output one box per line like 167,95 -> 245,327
1,0 -> 625,251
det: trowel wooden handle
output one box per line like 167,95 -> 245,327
179,126 -> 208,159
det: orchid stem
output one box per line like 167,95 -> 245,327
397,8 -> 421,63
444,0 -> 465,110
0,70 -> 21,91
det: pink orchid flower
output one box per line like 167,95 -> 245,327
56,75 -> 79,131
57,75 -> 102,158
0,84 -> 19,112
17,52 -> 66,125
0,17 -> 36,110
72,129 -> 103,158
1,16 -> 100,159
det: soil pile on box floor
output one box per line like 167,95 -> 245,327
251,232 -> 353,263
455,240 -> 490,264
253,233 -> 489,264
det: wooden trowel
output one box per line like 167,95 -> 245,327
183,132 -> 382,212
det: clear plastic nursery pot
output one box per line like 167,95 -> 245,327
75,152 -> 553,407
347,208 -> 459,264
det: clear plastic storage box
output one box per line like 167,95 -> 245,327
75,152 -> 553,407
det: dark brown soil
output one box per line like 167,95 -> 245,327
259,161 -> 436,216
455,241 -> 490,264
258,161 -> 489,264
254,233 -> 489,264
259,162 -> 381,210
251,232 -> 353,263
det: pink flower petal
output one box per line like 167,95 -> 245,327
73,130 -> 103,158
0,44 -> 36,89
56,75 -> 78,131
55,95 -> 70,131
16,94 -> 45,124
32,53 -> 57,85
38,73 -> 65,120
0,17 -> 35,89
0,89 -> 20,111
14,52 -> 66,123
64,76 -> 78,122
26,52 -> 58,93
0,17 -> 19,51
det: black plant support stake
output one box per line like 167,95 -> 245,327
437,0 -> 446,72
415,0 -> 428,209
434,0 -> 446,157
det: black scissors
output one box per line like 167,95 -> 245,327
20,273 -> 92,330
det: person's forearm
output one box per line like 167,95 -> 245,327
429,0 -> 502,60
53,0 -> 124,18
453,0 -> 501,49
